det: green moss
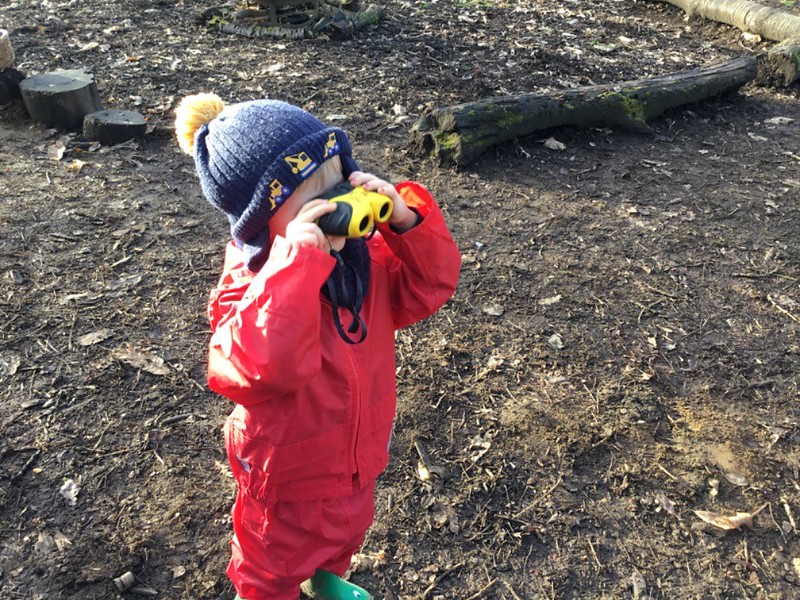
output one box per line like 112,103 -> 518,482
600,91 -> 646,122
498,110 -> 524,129
434,132 -> 460,152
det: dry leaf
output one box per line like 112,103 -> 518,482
76,329 -> 113,347
709,478 -> 720,499
548,333 -> 564,350
724,472 -> 749,487
171,566 -> 186,579
654,491 -> 676,515
539,294 -> 562,306
764,117 -> 794,126
48,141 -> 66,161
543,137 -> 566,151
114,347 -> 170,375
59,479 -> 80,506
482,303 -> 504,316
694,509 -> 753,530
417,461 -> 431,481
53,530 -> 73,551
631,569 -> 646,599
349,550 -> 387,573
66,159 -> 86,173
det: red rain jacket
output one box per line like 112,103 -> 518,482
207,182 -> 461,503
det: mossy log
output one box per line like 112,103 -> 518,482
655,0 -> 800,85
20,69 -> 103,131
412,57 -> 757,165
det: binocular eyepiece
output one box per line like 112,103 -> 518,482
317,183 -> 393,238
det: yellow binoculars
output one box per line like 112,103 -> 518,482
317,184 -> 393,238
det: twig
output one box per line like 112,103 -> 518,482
464,578 -> 497,600
421,562 -> 464,599
767,294 -> 800,324
10,449 -> 40,482
732,269 -> 781,279
502,580 -> 524,600
513,475 -> 563,519
657,463 -> 679,481
587,537 -> 603,570
782,497 -> 797,533
161,413 -> 193,426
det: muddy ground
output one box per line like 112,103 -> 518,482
1,0 -> 800,598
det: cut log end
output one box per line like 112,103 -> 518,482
20,69 -> 103,130
83,110 -> 147,145
757,40 -> 800,87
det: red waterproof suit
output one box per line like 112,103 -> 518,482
207,182 -> 461,599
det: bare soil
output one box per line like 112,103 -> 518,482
1,1 -> 800,599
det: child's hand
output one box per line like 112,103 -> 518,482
285,200 -> 346,254
349,171 -> 419,232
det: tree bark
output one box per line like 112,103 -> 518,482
83,110 -> 146,146
412,56 -> 757,166
654,0 -> 800,85
20,69 -> 103,131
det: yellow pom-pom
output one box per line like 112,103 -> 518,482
175,93 -> 225,154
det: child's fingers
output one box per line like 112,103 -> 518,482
294,199 -> 336,223
349,171 -> 382,189
286,222 -> 327,250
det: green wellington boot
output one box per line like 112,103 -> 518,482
300,569 -> 372,600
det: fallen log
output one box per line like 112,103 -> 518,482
654,0 -> 800,85
412,56 -> 757,166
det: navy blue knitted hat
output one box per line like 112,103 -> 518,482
175,93 -> 360,270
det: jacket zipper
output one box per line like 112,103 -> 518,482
344,328 -> 361,475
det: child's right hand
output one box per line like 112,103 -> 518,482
284,200 -> 346,254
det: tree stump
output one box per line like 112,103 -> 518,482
0,68 -> 25,105
412,57 -> 757,165
83,110 -> 147,145
20,69 -> 103,131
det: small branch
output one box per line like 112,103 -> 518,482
767,294 -> 800,324
513,475 -> 563,519
464,578 -> 497,600
421,562 -> 464,599
10,449 -> 40,482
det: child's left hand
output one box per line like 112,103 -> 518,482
349,171 -> 419,233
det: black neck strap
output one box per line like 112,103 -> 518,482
326,250 -> 367,345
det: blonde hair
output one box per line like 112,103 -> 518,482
174,93 -> 225,154
292,155 -> 345,203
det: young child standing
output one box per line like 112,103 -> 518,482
175,93 -> 461,600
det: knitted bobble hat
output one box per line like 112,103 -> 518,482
175,93 -> 360,270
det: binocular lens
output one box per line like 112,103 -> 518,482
358,216 -> 371,234
377,202 -> 390,220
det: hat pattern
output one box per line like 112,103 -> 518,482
192,99 -> 359,270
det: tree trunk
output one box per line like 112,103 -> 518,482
20,69 -> 103,131
655,0 -> 800,85
412,57 -> 757,166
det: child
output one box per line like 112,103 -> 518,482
175,93 -> 461,600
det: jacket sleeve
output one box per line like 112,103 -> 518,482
373,181 -> 461,330
206,237 -> 336,405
